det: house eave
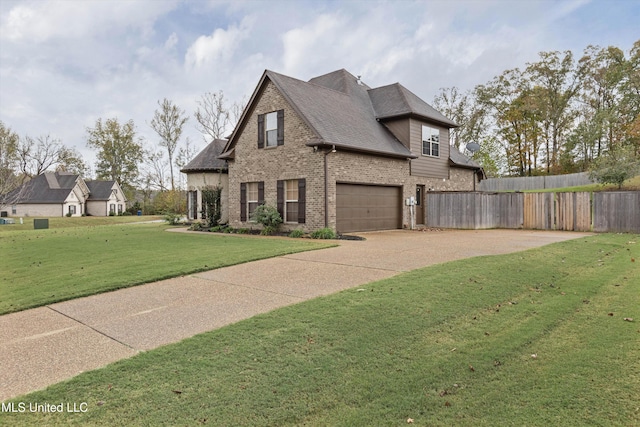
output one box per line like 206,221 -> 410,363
305,140 -> 418,160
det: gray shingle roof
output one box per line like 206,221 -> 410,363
223,69 -> 461,161
368,83 -> 459,127
85,180 -> 116,200
181,139 -> 228,172
11,172 -> 78,203
267,69 -> 415,158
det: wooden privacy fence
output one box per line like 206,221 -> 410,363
426,191 -> 640,233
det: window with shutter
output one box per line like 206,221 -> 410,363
258,110 -> 284,148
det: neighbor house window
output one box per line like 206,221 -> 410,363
110,204 -> 116,214
68,205 -> 76,215
422,125 -> 440,157
11,205 -> 16,215
118,204 -> 123,214
240,181 -> 264,222
277,179 -> 306,224
257,110 -> 284,148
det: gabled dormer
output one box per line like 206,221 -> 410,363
368,83 -> 458,178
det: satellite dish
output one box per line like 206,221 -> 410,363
466,142 -> 480,153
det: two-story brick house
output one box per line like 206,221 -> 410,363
218,68 -> 483,233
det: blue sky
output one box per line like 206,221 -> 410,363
1,0 -> 638,174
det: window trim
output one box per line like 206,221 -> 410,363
284,179 -> 299,223
421,125 -> 440,157
265,112 -> 278,147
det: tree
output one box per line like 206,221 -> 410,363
526,50 -> 583,173
16,134 -> 88,178
589,145 -> 639,188
86,118 -> 144,195
0,121 -> 25,209
194,90 -> 247,143
195,90 -> 230,142
150,98 -> 188,191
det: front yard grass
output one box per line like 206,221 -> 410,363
1,233 -> 638,426
0,223 -> 334,315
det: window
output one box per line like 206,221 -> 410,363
240,181 -> 264,222
265,112 -> 277,147
110,204 -> 115,214
277,179 -> 305,223
257,110 -> 284,148
284,180 -> 299,223
68,205 -> 76,215
118,204 -> 123,214
11,205 -> 16,215
422,125 -> 440,157
247,182 -> 259,219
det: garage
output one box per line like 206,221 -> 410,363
336,183 -> 402,233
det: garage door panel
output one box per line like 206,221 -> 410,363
336,184 -> 401,233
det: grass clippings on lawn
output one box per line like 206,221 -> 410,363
1,233 -> 638,426
0,223 -> 333,314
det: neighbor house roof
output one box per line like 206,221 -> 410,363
11,171 -> 79,204
181,139 -> 228,172
85,180 -> 116,201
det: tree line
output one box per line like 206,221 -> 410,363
433,40 -> 639,179
1,91 -> 244,213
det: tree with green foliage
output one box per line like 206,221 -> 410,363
588,145 -> 639,188
86,117 -> 144,197
150,98 -> 188,191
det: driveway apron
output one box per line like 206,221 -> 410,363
0,229 -> 589,401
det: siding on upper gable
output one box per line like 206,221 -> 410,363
409,118 -> 450,179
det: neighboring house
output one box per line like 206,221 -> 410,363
6,171 -> 126,217
180,139 -> 229,223
85,180 -> 127,216
218,68 -> 484,233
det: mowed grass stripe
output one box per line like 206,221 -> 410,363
0,224 -> 333,314
1,234 -> 638,426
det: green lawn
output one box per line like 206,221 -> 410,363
0,215 -> 163,232
0,222 -> 333,314
1,233 -> 638,426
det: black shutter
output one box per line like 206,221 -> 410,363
277,180 -> 284,219
257,114 -> 264,149
240,183 -> 247,221
258,181 -> 265,205
276,109 -> 284,146
298,178 -> 306,223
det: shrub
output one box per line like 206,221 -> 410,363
310,227 -> 336,239
163,212 -> 181,225
201,185 -> 223,227
251,204 -> 282,235
288,229 -> 305,238
236,228 -> 250,234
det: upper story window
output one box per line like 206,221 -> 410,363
258,110 -> 284,148
265,112 -> 278,147
422,125 -> 440,157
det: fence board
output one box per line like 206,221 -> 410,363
556,192 -> 591,231
523,193 -> 554,229
593,192 -> 640,233
426,191 -> 637,232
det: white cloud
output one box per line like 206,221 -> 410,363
184,17 -> 254,69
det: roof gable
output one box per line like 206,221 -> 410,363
13,172 -> 79,204
223,69 -> 417,160
85,180 -> 116,200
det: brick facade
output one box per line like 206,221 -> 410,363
228,79 -> 479,232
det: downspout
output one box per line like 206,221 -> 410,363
323,145 -> 336,228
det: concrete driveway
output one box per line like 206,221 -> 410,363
0,228 -> 588,401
